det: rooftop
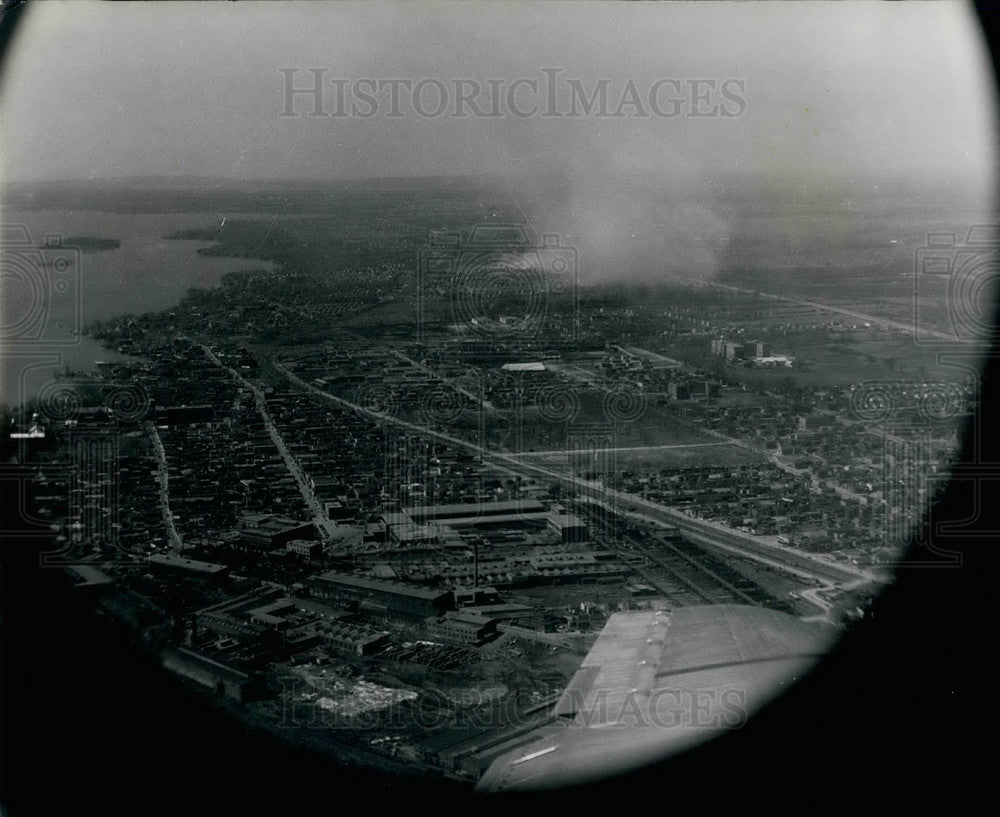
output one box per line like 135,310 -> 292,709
312,571 -> 451,601
403,499 -> 547,522
149,553 -> 227,575
501,362 -> 547,372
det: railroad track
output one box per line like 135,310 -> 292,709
577,503 -> 785,610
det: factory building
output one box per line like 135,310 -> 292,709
286,539 -> 323,560
161,646 -> 267,702
402,499 -> 548,525
196,587 -> 286,640
426,610 -> 498,645
453,586 -> 502,607
384,501 -> 587,543
238,515 -> 316,551
320,621 -> 390,655
148,552 -> 229,584
306,571 -> 454,621
546,513 -> 589,543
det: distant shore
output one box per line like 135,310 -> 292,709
62,236 -> 121,252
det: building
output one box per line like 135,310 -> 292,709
426,610 -> 498,645
386,521 -> 439,547
319,620 -> 390,655
384,500 -> 562,544
668,382 -> 691,401
463,602 -> 539,627
306,571 -> 454,621
546,513 -> 589,543
196,586 -> 286,640
161,646 -> 267,702
324,500 -> 356,521
286,539 -> 322,560
453,586 -> 501,607
149,552 -> 228,583
400,499 -> 548,525
63,564 -> 114,591
238,515 -> 316,551
723,341 -> 744,361
248,598 -> 300,630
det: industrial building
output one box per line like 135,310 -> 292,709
237,514 -> 316,551
196,586 -> 286,640
426,610 -> 498,645
63,564 -> 114,591
286,539 -> 322,560
148,552 -> 229,583
319,620 -> 390,655
161,646 -> 267,702
712,337 -> 788,367
306,571 -> 454,621
546,513 -> 589,543
402,499 -> 548,525
384,501 -> 588,544
404,545 -> 630,589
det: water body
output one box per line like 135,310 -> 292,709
1,210 -> 276,405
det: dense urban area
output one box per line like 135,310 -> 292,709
2,180 -> 981,784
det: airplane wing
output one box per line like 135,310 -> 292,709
476,604 -> 836,792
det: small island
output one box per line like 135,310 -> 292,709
63,236 -> 121,253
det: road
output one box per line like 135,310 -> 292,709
389,350 -> 497,414
145,421 -> 184,551
614,345 -> 683,369
273,359 -> 873,590
514,441 -> 734,458
197,344 -> 338,541
687,277 -> 970,344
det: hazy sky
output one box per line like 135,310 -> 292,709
1,0 -> 995,190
